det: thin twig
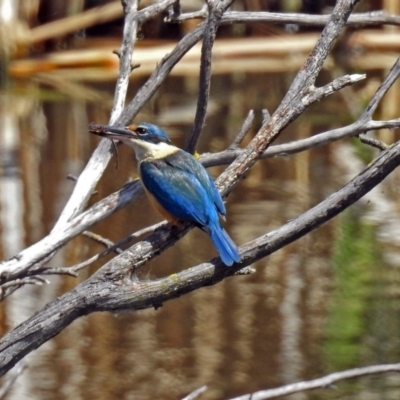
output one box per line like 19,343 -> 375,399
229,363 -> 400,400
70,222 -> 165,272
0,277 -> 49,290
165,5 -> 207,22
202,117 -> 400,167
217,0 -> 364,196
229,110 -> 254,149
358,134 -> 389,151
0,277 -> 50,301
262,109 -> 270,124
34,268 -> 79,277
202,62 -> 400,167
181,385 -> 208,400
83,231 -> 123,254
361,57 -> 400,120
168,10 -> 400,28
185,0 -> 232,154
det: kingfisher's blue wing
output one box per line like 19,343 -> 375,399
164,150 -> 226,216
140,150 -> 223,227
206,172 -> 226,217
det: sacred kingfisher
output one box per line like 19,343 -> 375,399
89,122 -> 240,266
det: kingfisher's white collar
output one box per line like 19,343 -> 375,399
126,139 -> 178,162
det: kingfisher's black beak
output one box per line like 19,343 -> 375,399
88,123 -> 139,140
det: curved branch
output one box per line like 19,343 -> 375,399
216,0 -> 361,195
1,137 -> 400,376
0,62 -> 395,285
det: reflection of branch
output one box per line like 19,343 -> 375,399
168,9 -> 400,27
24,2 -> 123,45
24,0 -> 175,45
229,363 -> 400,400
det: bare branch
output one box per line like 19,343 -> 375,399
185,0 -> 232,154
202,61 -> 400,167
358,134 -> 389,151
53,0 -> 175,230
216,0 -> 362,196
71,223 -> 164,272
83,231 -> 123,254
181,385 -> 208,400
168,10 -> 400,28
203,117 -> 400,167
229,110 -> 254,149
0,277 -> 50,301
0,180 -> 143,284
229,363 -> 400,400
118,22 -> 206,125
110,0 -> 140,121
0,59 -> 394,285
361,57 -> 400,120
1,137 -> 400,376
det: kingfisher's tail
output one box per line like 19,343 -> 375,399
210,224 -> 240,266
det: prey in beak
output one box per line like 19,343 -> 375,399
88,123 -> 139,141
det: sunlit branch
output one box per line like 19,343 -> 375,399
217,0 -> 362,195
229,363 -> 400,400
181,385 -> 208,400
1,133 -> 399,376
168,9 -> 400,28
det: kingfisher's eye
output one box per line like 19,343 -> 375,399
136,127 -> 148,135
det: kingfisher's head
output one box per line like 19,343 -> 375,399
89,122 -> 176,160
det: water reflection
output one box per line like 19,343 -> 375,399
1,63 -> 400,399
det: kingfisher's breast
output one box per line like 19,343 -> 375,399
138,166 -> 173,221
138,152 -> 199,226
143,187 -> 180,225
